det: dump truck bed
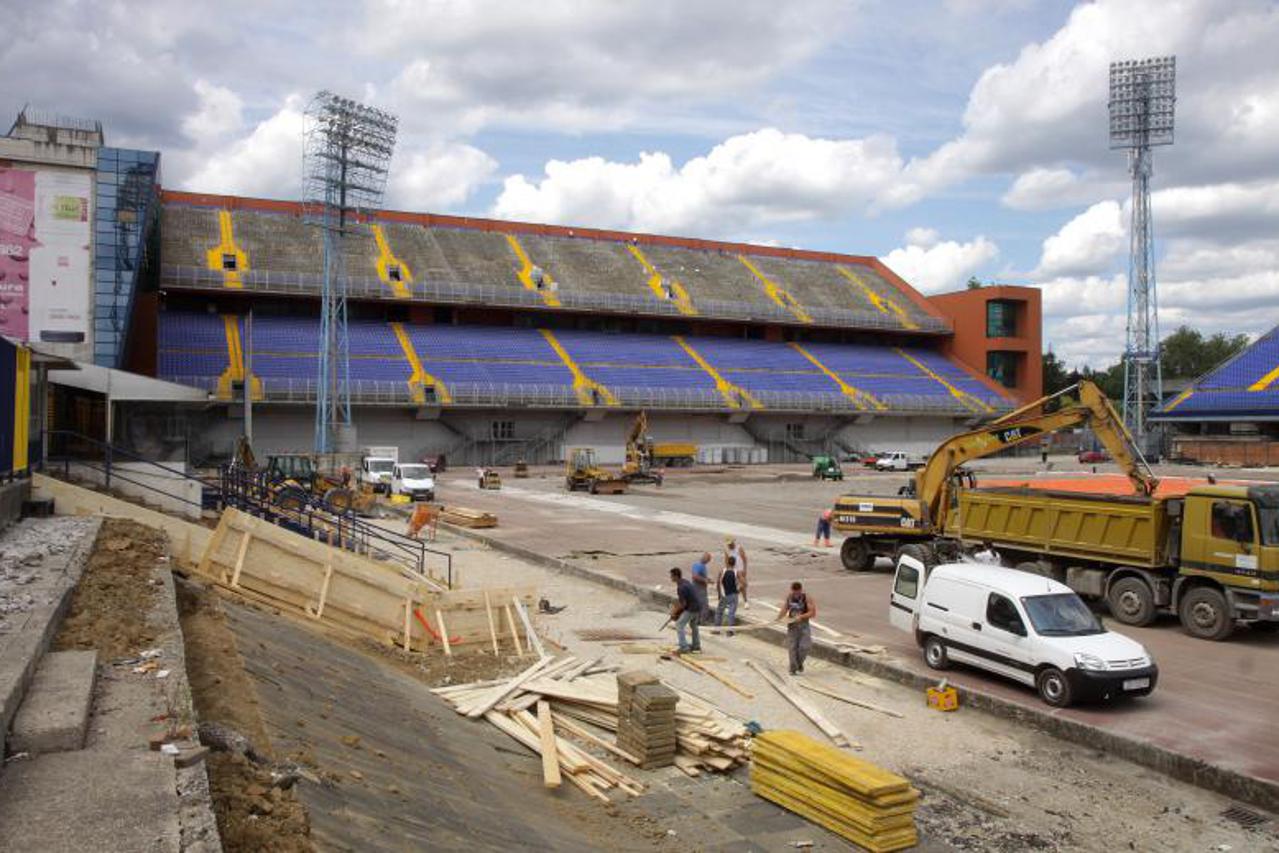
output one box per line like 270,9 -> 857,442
955,486 -> 1172,569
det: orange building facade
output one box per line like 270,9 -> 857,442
928,285 -> 1043,404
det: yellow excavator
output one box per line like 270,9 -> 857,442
230,437 -> 374,515
620,411 -> 664,486
831,381 -> 1156,571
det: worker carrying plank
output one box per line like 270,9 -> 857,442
777,581 -> 817,675
669,567 -> 702,654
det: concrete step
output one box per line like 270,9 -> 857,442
8,650 -> 97,755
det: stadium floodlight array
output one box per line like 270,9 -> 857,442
302,91 -> 399,454
1108,56 -> 1175,448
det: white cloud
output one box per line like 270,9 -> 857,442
376,0 -> 849,134
181,80 -> 243,142
492,128 -> 905,234
879,234 -> 998,295
386,143 -> 498,210
1001,167 -> 1126,211
904,227 -> 940,249
1152,178 -> 1279,240
180,97 -> 306,198
1035,200 -> 1125,278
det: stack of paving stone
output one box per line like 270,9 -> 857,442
616,671 -> 679,769
751,730 -> 919,852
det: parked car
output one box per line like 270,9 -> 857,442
875,451 -> 925,471
1078,449 -> 1111,463
889,557 -> 1158,707
391,463 -> 436,502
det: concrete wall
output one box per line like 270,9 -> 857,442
64,461 -> 204,520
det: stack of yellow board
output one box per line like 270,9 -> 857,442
751,730 -> 919,852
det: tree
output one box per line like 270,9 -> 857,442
1160,326 -> 1250,379
966,276 -> 983,290
1042,349 -> 1071,396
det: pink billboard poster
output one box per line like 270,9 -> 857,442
0,167 -> 36,340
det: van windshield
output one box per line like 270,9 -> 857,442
1021,594 -> 1104,637
398,465 -> 430,479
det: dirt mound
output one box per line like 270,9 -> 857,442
178,579 -> 314,852
54,518 -> 162,660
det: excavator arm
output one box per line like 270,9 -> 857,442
916,381 -> 1157,529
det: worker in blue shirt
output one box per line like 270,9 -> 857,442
690,551 -> 713,622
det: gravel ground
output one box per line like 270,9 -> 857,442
0,517 -> 99,631
430,528 -> 1279,853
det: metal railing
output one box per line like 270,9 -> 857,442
45,430 -> 219,512
159,264 -> 950,333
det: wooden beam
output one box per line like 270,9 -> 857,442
465,657 -> 558,719
437,609 -> 452,657
537,701 -> 562,788
229,529 -> 252,587
797,681 -> 903,719
550,710 -> 641,766
745,660 -> 854,749
512,597 -> 546,659
403,598 -> 413,652
483,591 -> 499,655
505,605 -> 524,656
669,654 -> 754,699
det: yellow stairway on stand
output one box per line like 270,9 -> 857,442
836,265 -> 918,331
627,244 -> 697,316
391,322 -> 450,404
672,336 -> 761,410
539,329 -> 617,406
206,210 -> 248,289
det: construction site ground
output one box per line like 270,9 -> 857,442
426,456 -> 1279,813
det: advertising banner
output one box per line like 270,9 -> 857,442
0,167 -> 91,343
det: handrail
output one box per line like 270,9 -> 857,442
159,263 -> 951,334
45,429 -> 218,511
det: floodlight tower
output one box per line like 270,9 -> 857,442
1109,56 -> 1175,446
303,92 -> 398,454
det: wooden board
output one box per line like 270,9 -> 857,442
537,701 -> 562,788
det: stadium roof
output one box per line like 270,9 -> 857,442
1155,324 -> 1279,421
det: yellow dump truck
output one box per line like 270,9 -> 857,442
950,483 -> 1279,640
652,442 -> 697,467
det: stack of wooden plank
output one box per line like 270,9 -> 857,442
616,672 -> 679,769
433,656 -> 749,801
439,505 -> 497,528
751,730 -> 920,852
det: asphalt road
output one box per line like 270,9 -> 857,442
435,459 -> 1279,794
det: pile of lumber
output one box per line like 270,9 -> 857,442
751,730 -> 919,852
617,672 -> 678,769
439,505 -> 497,528
434,655 -> 749,800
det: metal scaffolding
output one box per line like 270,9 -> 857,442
1109,56 -> 1175,447
302,92 -> 398,453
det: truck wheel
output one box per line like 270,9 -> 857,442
1036,667 -> 1073,707
898,543 -> 935,568
840,539 -> 873,572
275,487 -> 308,512
324,488 -> 354,514
1107,577 -> 1157,627
923,636 -> 949,670
1178,587 -> 1235,641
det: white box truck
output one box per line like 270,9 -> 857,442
360,446 -> 399,494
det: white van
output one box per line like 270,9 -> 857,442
391,463 -> 436,502
875,451 -> 924,471
890,558 -> 1158,707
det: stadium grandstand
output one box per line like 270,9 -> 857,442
137,191 -> 1036,465
1155,324 -> 1279,466
1,108 -> 1042,467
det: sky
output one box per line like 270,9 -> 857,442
4,0 -> 1278,367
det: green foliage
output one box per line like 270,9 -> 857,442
966,276 -> 983,290
1159,326 -> 1250,379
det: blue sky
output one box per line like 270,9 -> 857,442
3,0 -> 1277,366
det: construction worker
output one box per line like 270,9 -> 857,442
725,537 -> 749,608
690,551 -> 713,622
778,581 -> 816,675
669,567 -> 701,653
406,503 -> 439,541
814,508 -> 833,547
715,555 -> 741,633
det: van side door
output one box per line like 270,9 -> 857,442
980,592 -> 1036,686
890,556 -> 926,633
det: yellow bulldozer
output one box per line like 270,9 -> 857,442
231,437 -> 376,515
565,448 -> 627,494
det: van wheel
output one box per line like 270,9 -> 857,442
923,636 -> 949,670
1178,587 -> 1234,641
1036,667 -> 1073,707
1107,577 -> 1156,627
840,539 -> 873,572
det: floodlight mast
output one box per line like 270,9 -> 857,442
1108,56 -> 1175,450
303,92 -> 399,454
